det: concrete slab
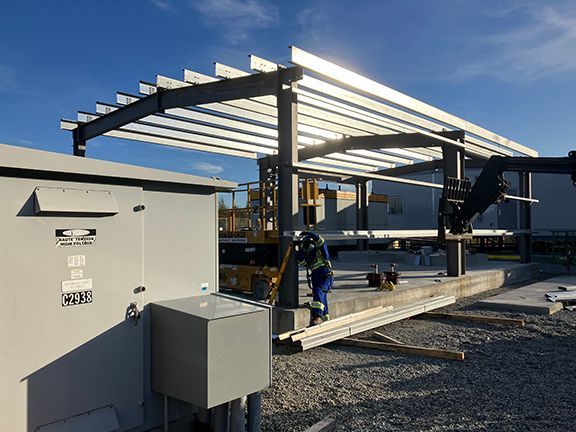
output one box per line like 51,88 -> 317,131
272,260 -> 540,333
476,275 -> 575,315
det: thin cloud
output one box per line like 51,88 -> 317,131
150,0 -> 174,11
190,0 -> 278,44
191,161 -> 224,175
0,66 -> 19,94
455,1 -> 576,82
1,137 -> 35,147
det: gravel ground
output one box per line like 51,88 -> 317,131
262,280 -> 576,431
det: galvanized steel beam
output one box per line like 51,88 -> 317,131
217,62 -> 441,162
291,46 -> 537,157
72,67 -> 302,156
61,119 -> 257,158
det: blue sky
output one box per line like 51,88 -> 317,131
1,0 -> 575,183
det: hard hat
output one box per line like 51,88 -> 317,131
302,237 -> 315,252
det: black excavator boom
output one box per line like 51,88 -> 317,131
439,151 -> 576,238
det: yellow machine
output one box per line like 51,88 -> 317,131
218,179 -> 319,300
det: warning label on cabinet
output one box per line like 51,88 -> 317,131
61,278 -> 93,293
56,229 -> 96,248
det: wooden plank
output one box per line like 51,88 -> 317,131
418,312 -> 525,328
297,296 -> 456,351
276,305 -> 389,342
289,305 -> 393,343
276,306 -> 386,341
373,331 -> 404,345
336,338 -> 465,361
304,417 -> 337,432
277,305 -> 385,341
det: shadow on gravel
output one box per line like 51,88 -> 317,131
264,331 -> 576,432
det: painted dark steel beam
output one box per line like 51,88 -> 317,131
443,145 -> 465,277
356,180 -> 369,251
518,172 -> 532,263
72,67 -> 303,156
340,156 -> 489,184
276,80 -> 300,309
265,130 -> 463,168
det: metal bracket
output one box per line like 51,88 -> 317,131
126,302 -> 141,325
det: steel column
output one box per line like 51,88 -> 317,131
518,172 -> 532,263
443,146 -> 465,276
258,160 -> 276,231
277,80 -> 300,308
355,180 -> 369,250
459,149 -> 467,275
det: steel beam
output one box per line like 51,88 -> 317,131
443,146 -> 465,276
62,119 -> 257,158
277,79 -> 300,309
266,130 -> 463,168
364,157 -> 489,179
218,62 -> 443,162
518,172 -> 532,263
72,67 -> 302,155
250,54 -> 502,160
367,160 -> 441,178
76,112 -> 272,155
116,90 -> 384,170
284,229 -> 528,240
295,161 -> 538,204
356,180 -> 369,251
291,46 -> 537,157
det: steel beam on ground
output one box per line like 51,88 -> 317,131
277,80 -> 300,309
72,67 -> 302,155
443,146 -> 465,276
518,172 -> 532,263
291,46 -> 537,157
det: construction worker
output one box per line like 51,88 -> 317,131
294,231 -> 333,325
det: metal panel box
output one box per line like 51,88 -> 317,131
151,295 -> 271,409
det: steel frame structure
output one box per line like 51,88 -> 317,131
62,46 -> 538,307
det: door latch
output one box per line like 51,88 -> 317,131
126,302 -> 141,325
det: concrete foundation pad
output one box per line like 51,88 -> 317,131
476,275 -> 574,315
273,261 -> 540,334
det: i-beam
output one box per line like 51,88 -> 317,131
72,67 -> 303,156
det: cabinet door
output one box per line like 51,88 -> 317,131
0,178 -> 145,431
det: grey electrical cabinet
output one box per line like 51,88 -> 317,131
151,295 -> 271,409
0,143 -> 270,432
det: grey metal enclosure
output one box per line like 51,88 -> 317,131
0,143 -> 271,431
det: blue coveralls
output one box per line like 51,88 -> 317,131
295,232 -> 333,321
